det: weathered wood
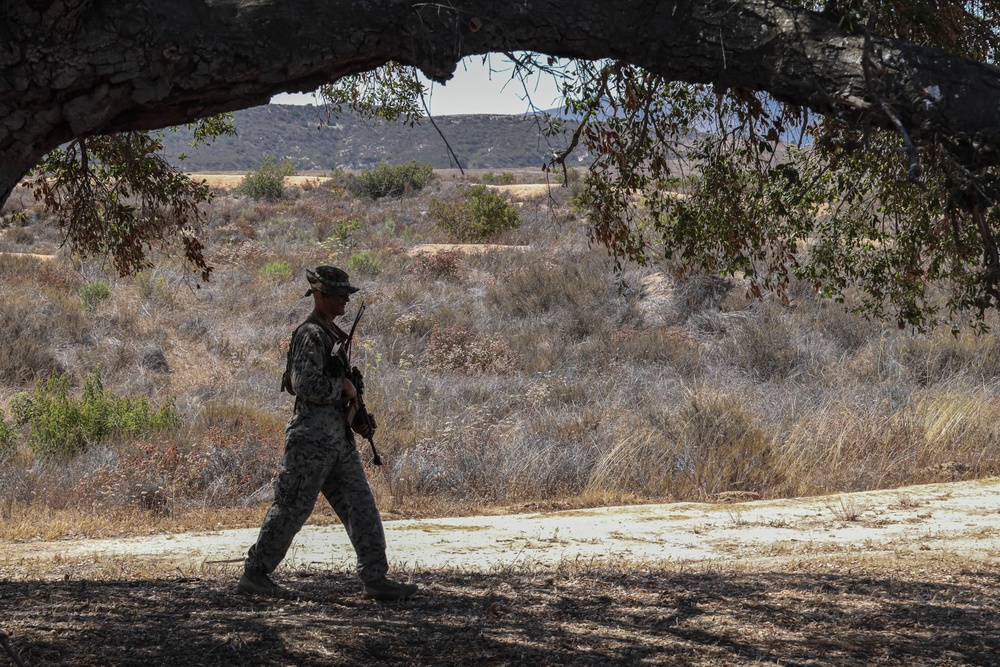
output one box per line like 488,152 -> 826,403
2,0 -> 999,205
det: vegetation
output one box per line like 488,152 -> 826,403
481,172 -> 515,185
347,160 -> 435,199
3,172 -> 1000,539
79,280 -> 112,310
235,157 -> 298,201
430,185 -> 521,243
260,259 -> 294,280
10,371 -> 180,457
0,410 -> 14,455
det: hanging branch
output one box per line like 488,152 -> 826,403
417,89 -> 464,175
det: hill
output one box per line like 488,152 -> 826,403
159,104 -> 589,172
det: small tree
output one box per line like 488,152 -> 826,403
431,185 -> 521,243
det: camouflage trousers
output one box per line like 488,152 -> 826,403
244,429 -> 388,582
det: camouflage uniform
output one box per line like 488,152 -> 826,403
244,308 -> 389,583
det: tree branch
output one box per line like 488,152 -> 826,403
3,0 -> 1000,207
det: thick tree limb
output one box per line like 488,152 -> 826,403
2,0 -> 999,207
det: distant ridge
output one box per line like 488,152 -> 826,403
159,104 -> 589,172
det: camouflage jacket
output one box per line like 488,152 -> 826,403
283,309 -> 353,440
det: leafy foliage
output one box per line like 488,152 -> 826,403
320,61 -> 425,127
430,185 -> 521,243
25,132 -> 213,281
236,157 -> 298,201
534,1 -> 1000,330
347,161 -> 434,199
10,372 -> 181,457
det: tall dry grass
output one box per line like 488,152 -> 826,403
3,174 -> 1000,539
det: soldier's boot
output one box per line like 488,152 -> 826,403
362,576 -> 419,601
236,571 -> 295,599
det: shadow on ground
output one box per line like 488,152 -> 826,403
2,560 -> 998,666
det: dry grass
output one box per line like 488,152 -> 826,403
4,170 -> 1000,541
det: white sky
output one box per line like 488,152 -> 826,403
270,55 -> 564,116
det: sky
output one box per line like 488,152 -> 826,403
270,56 -> 564,116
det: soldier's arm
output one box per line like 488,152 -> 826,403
289,325 -> 344,404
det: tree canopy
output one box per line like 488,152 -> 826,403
4,0 -> 1000,327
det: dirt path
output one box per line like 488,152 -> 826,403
3,479 -> 1000,666
5,478 -> 999,575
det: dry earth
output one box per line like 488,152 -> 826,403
189,174 -> 332,189
2,479 -> 1000,666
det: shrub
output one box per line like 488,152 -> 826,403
568,173 -> 596,212
236,157 -> 298,201
0,411 -> 15,455
720,301 -> 803,381
80,280 -> 111,310
420,326 -> 514,373
347,161 -> 434,199
481,171 -> 515,185
413,249 -> 463,280
260,259 -> 293,280
347,250 -> 380,275
431,185 -> 521,243
11,371 -> 181,457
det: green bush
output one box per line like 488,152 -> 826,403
347,161 -> 434,199
11,371 -> 181,457
80,281 -> 111,310
347,251 -> 380,275
481,171 -> 515,185
568,174 -> 596,213
431,185 -> 521,243
260,259 -> 293,280
236,157 -> 298,201
0,410 -> 15,455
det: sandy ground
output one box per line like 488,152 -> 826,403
189,174 -> 331,189
4,478 -> 998,576
405,243 -> 530,257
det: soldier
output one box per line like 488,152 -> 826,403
237,266 -> 418,601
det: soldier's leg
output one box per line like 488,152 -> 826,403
245,436 -> 332,575
321,445 -> 389,582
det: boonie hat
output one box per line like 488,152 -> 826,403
305,266 -> 359,297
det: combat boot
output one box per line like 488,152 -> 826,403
363,576 -> 418,601
236,571 -> 295,599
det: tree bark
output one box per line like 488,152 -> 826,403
2,0 -> 999,206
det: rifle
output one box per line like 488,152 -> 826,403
344,303 -> 382,466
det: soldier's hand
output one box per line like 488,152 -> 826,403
341,378 -> 358,402
352,422 -> 373,438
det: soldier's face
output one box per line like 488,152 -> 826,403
317,290 -> 349,318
